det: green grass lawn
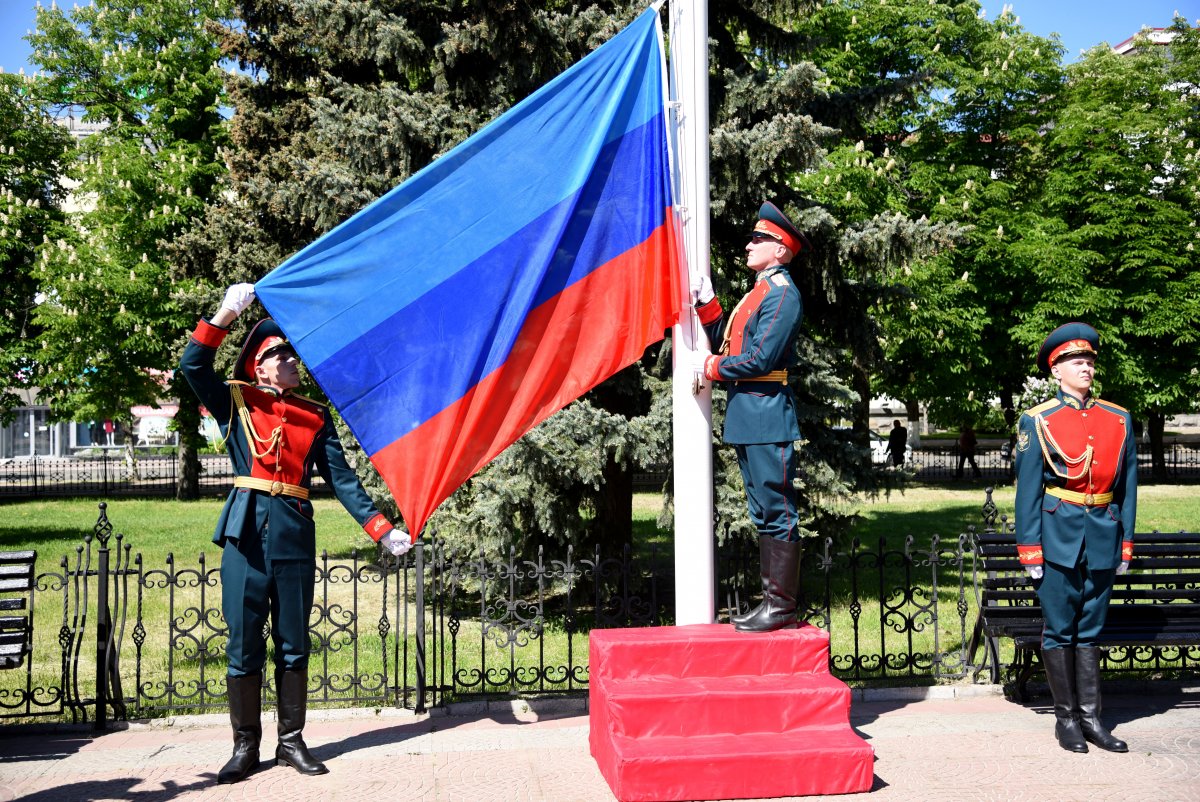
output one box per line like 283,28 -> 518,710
4,485 -> 1193,565
0,497 -> 381,558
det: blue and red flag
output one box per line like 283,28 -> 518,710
255,8 -> 683,536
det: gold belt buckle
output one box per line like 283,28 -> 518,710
270,480 -> 284,496
1084,493 -> 1094,505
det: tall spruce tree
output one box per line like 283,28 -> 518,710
703,0 -> 977,541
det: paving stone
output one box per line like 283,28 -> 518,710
1,689 -> 1198,801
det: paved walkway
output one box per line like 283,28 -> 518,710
1,684 -> 1198,801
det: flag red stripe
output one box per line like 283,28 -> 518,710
371,214 -> 680,534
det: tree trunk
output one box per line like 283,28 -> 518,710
851,359 -> 872,437
999,381 -> 1018,431
1148,409 -> 1166,482
173,377 -> 202,500
586,363 -> 649,554
594,457 -> 634,553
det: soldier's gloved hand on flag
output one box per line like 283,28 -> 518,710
690,273 -> 715,305
1025,564 -> 1043,581
220,283 -> 257,317
380,528 -> 413,556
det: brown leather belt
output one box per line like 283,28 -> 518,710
733,370 -> 788,385
233,476 -> 310,500
1046,486 -> 1112,506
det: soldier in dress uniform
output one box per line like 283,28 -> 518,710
1014,322 -> 1136,754
180,284 -> 413,784
692,201 -> 809,633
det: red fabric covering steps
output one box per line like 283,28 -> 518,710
589,623 -> 874,801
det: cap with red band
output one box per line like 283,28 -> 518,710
753,201 -> 811,255
1036,322 -> 1099,373
235,319 -> 292,383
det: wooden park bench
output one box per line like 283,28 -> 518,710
0,550 -> 37,670
969,529 -> 1200,699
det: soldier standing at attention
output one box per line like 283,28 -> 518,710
1015,322 -> 1136,754
180,284 -> 413,784
692,202 -> 809,633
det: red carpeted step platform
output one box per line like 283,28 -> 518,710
589,623 -> 874,801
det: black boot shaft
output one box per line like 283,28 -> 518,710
1041,647 -> 1087,753
1075,646 -> 1128,752
217,673 -> 263,784
735,538 -> 800,633
731,536 -> 772,625
275,668 -> 330,775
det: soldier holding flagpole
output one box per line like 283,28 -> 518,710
692,202 -> 810,633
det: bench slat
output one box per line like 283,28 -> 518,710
0,578 -> 34,592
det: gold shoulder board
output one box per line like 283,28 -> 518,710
1095,398 -> 1129,413
1025,398 -> 1058,416
290,393 -> 328,409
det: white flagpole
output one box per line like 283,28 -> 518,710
665,0 -> 715,626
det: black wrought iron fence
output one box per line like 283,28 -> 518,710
0,454 -> 328,498
906,441 -> 1200,481
4,442 -> 1198,499
2,498 -> 1195,727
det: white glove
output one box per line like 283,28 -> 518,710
380,528 -> 413,556
1024,565 -> 1043,581
220,283 -> 256,316
683,349 -> 710,373
690,273 -> 715,305
1115,561 -> 1130,576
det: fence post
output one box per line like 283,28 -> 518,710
414,541 -> 426,714
94,504 -> 112,731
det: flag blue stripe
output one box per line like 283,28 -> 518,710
255,9 -> 665,370
315,112 -> 669,454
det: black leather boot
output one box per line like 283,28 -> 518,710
1075,646 -> 1128,752
1042,647 -> 1087,753
735,538 -> 800,633
731,536 -> 771,626
217,673 -> 262,784
275,669 -> 329,775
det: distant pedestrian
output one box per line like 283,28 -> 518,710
956,425 -> 982,479
886,419 -> 907,467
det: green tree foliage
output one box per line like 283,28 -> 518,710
704,0 -> 972,540
1016,19 -> 1200,477
877,6 -> 1065,433
0,72 -> 72,422
25,0 -> 230,489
